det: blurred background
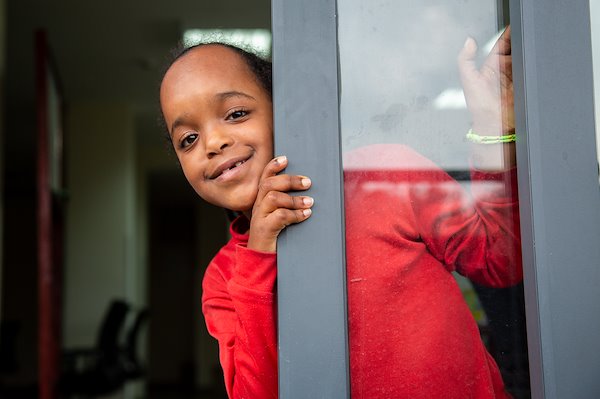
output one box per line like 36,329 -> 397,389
0,0 -> 271,398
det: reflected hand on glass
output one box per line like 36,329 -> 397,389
458,26 -> 514,136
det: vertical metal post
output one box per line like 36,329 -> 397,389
271,0 -> 351,398
510,1 -> 600,397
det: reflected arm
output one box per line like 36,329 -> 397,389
458,26 -> 516,171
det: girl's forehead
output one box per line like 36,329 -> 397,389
161,46 -> 260,101
160,45 -> 266,110
167,45 -> 250,81
161,45 -> 256,92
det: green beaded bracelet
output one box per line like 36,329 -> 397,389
466,128 -> 516,144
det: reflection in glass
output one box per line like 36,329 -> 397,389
338,1 -> 529,398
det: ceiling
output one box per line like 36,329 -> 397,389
4,0 -> 271,183
8,0 -> 271,105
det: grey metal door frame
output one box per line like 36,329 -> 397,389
510,1 -> 600,398
272,1 -> 350,398
272,0 -> 600,398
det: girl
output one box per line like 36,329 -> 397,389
159,27 -> 521,398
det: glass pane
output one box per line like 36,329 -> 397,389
337,1 -> 530,398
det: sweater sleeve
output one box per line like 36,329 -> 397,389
411,165 -> 522,287
201,244 -> 278,399
343,143 -> 522,288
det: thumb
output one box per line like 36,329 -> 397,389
457,37 -> 478,77
458,36 -> 481,96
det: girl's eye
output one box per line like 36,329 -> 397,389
180,133 -> 198,149
226,109 -> 248,120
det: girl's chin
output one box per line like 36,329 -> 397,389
223,198 -> 256,215
200,188 -> 257,214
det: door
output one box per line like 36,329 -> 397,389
272,0 -> 600,398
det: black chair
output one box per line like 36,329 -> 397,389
120,308 -> 149,380
59,299 -> 131,397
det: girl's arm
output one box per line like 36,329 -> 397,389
202,245 -> 278,399
409,25 -> 520,287
202,156 -> 312,399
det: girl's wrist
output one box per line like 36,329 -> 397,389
247,234 -> 277,254
470,141 -> 516,171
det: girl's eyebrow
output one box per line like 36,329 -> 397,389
215,91 -> 256,102
170,115 -> 191,137
170,92 -> 257,135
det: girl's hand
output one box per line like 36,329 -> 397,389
247,156 -> 313,253
458,25 -> 514,136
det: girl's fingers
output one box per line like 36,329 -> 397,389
268,207 -> 313,229
261,155 -> 289,179
258,191 -> 314,214
490,25 -> 511,56
458,37 -> 478,80
259,174 -> 311,196
499,54 -> 513,82
247,156 -> 313,252
256,155 -> 311,198
247,206 -> 312,252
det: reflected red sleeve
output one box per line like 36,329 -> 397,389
412,165 -> 522,287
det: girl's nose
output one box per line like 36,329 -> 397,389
204,127 -> 234,158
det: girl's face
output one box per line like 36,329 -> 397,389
160,45 -> 273,212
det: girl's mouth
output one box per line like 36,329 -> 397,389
210,155 -> 252,181
226,160 -> 245,172
217,159 -> 247,181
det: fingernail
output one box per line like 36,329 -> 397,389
301,178 -> 311,187
464,37 -> 475,49
275,155 -> 287,165
303,197 -> 314,206
303,209 -> 312,217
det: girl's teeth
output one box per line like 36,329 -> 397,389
226,161 -> 244,172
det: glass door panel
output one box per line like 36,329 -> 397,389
337,1 -> 530,397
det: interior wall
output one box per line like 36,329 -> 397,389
63,102 -> 138,347
194,201 -> 228,391
0,0 -> 6,320
1,0 -> 37,385
147,170 -> 197,387
138,138 -> 228,393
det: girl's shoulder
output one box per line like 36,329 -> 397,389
342,143 -> 438,172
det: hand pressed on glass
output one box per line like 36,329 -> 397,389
459,26 -> 514,137
458,26 -> 516,170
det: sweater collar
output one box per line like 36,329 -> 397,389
229,215 -> 250,242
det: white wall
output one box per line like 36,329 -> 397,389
138,139 -> 226,391
194,201 -> 227,388
64,102 -> 138,347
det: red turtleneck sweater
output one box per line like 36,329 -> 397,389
201,144 -> 522,398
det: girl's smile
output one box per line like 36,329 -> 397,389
160,44 -> 274,213
209,153 -> 252,181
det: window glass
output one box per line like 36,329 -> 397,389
337,1 -> 530,397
